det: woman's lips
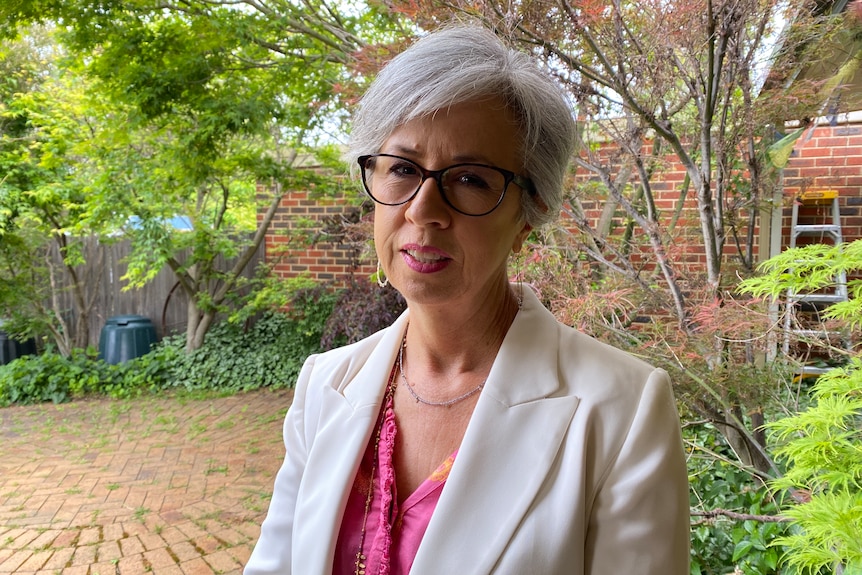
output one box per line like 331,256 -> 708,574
401,245 -> 451,273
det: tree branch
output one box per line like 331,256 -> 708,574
691,508 -> 789,524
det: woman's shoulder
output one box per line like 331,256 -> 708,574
559,324 -> 657,375
295,316 -> 408,402
546,320 -> 670,405
303,325 -> 391,375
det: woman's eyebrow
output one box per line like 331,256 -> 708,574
382,145 -> 497,166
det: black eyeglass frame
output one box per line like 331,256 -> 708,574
357,153 -> 535,217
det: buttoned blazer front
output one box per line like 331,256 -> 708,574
244,287 -> 691,575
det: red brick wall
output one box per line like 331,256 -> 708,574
779,123 -> 862,247
261,122 -> 862,285
258,188 -> 376,284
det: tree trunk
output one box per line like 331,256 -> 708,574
694,174 -> 722,294
185,294 -> 202,353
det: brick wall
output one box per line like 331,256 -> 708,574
780,123 -> 862,247
261,121 -> 862,285
259,187 -> 375,284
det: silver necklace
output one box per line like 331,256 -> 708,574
397,333 -> 485,407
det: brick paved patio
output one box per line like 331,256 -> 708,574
0,389 -> 293,575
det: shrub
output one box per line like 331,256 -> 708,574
0,278 -> 407,404
168,288 -> 338,392
739,239 -> 862,574
0,285 -> 338,404
0,348 -> 115,406
105,342 -> 184,398
321,277 -> 407,349
687,424 -> 788,575
766,359 -> 862,575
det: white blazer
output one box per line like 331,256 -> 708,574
245,287 -> 690,574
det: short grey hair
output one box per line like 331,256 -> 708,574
345,25 -> 576,228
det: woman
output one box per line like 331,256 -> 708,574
245,25 -> 690,575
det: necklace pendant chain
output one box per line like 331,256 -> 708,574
398,330 -> 486,408
354,369 -> 397,575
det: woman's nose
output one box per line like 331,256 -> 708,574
404,177 -> 452,226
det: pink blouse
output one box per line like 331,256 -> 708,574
333,393 -> 456,575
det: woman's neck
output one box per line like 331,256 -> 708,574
403,282 -> 521,377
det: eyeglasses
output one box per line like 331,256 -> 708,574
357,154 -> 534,217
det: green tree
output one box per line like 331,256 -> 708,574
740,240 -> 862,574
0,1 -> 403,351
0,28 -> 111,354
391,0 -> 856,477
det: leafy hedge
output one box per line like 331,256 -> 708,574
322,278 -> 406,348
0,277 -> 408,406
687,423 -> 787,575
0,344 -> 180,406
166,305 -> 332,392
0,282 -> 341,406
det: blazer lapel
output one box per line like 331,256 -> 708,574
293,313 -> 409,574
411,289 -> 580,574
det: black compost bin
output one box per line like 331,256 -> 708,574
0,328 -> 37,365
99,315 -> 158,365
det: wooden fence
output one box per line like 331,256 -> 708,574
51,235 -> 263,349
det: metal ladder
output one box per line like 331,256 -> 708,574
782,190 -> 848,375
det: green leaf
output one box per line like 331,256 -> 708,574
766,127 -> 805,169
733,539 -> 754,562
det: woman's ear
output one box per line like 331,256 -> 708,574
513,222 -> 532,253
533,194 -> 549,214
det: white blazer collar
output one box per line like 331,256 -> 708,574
336,285 -> 560,408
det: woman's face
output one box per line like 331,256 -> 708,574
373,97 -> 532,311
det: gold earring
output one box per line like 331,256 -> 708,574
376,260 -> 389,288
510,251 -> 525,309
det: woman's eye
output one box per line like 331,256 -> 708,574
455,173 -> 491,189
389,162 -> 419,177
